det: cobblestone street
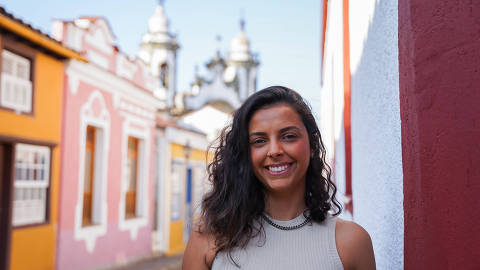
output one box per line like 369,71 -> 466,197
109,255 -> 182,270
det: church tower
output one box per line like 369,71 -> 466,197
225,19 -> 259,101
139,0 -> 179,107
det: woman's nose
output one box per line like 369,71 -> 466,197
267,140 -> 283,158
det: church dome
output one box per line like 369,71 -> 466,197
229,19 -> 251,62
148,4 -> 169,33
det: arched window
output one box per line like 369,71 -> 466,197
159,62 -> 169,88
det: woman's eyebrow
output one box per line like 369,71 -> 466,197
279,126 -> 300,133
249,126 -> 300,137
249,131 -> 266,137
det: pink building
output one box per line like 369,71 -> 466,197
52,17 -> 163,269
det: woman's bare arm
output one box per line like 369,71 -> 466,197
182,228 -> 216,270
336,219 -> 376,270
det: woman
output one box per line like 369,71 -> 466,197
183,86 -> 375,270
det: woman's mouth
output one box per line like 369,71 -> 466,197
266,163 -> 293,175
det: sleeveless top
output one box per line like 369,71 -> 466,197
211,213 -> 344,270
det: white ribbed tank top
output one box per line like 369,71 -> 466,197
211,214 -> 344,270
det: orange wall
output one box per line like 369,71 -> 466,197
1,51 -> 64,270
168,143 -> 208,255
170,143 -> 207,162
0,53 -> 64,141
167,220 -> 185,255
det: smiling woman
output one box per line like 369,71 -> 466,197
182,86 -> 376,270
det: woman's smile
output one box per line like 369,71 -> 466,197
265,162 -> 294,175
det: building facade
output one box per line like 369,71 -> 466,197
154,119 -> 209,255
0,7 -> 84,270
320,0 -> 480,269
52,17 -> 163,270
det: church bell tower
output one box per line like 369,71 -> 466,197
139,0 -> 179,107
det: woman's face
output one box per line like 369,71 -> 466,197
248,104 -> 311,195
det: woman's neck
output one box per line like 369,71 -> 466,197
264,186 -> 306,221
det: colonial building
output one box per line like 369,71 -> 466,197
154,118 -> 209,255
52,16 -> 163,270
320,0 -> 480,269
0,7 -> 84,270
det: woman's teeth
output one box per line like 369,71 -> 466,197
269,164 -> 289,172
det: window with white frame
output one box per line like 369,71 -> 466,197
12,143 -> 50,226
171,161 -> 183,221
1,50 -> 32,113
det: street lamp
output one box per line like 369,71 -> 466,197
183,140 -> 192,160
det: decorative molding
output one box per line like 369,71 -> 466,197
119,100 -> 155,120
155,129 -> 170,252
113,91 -> 120,109
68,72 -> 80,95
74,90 -> 111,253
87,50 -> 110,70
85,26 -> 114,55
162,137 -> 172,251
66,23 -> 84,52
118,117 -> 151,240
65,60 -> 165,111
116,54 -> 138,81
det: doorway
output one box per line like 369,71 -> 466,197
183,167 -> 193,242
0,143 -> 14,270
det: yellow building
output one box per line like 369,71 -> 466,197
154,118 -> 210,255
0,7 -> 84,270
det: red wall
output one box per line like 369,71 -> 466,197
399,1 -> 480,269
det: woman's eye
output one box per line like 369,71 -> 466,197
283,134 -> 298,140
251,138 -> 266,145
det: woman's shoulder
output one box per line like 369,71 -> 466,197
335,218 -> 376,270
182,224 -> 217,270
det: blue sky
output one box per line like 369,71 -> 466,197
1,0 -> 321,111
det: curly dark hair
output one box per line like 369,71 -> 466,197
200,86 -> 341,262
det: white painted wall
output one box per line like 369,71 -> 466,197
319,0 -> 349,218
182,105 -> 231,143
349,1 -> 403,269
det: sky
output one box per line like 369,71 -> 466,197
0,0 -> 322,113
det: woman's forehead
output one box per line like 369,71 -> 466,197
248,104 -> 304,132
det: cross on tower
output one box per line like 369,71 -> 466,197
240,9 -> 246,30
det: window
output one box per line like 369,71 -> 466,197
125,137 -> 139,219
0,50 -> 32,113
82,126 -> 96,226
159,62 -> 169,88
170,161 -> 183,221
12,143 -> 50,226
